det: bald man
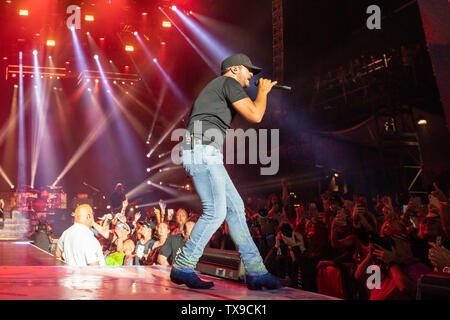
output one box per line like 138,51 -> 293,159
55,204 -> 105,266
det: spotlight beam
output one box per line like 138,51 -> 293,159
94,55 -> 147,181
52,111 -> 114,186
173,7 -> 232,66
148,82 -> 168,145
114,82 -> 167,125
137,194 -> 199,209
159,7 -> 217,72
108,89 -> 149,138
30,52 -> 51,189
147,182 -> 180,197
134,33 -> 184,100
133,33 -> 170,142
17,51 -> 27,186
147,109 -> 189,158
70,27 -> 89,74
0,165 -> 14,189
117,32 -> 160,113
153,60 -> 188,103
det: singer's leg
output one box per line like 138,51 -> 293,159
223,173 -> 267,273
172,145 -> 227,270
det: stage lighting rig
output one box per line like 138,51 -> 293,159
6,65 -> 67,80
77,70 -> 140,86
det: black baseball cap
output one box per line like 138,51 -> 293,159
221,53 -> 262,75
140,220 -> 156,230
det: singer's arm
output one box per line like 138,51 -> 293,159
232,79 -> 277,123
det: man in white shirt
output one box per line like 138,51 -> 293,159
55,204 -> 105,266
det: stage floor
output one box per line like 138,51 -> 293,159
0,241 -> 338,300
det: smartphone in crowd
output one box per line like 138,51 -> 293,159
167,209 -> 174,220
336,208 -> 347,226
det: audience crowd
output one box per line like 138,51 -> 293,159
29,179 -> 450,299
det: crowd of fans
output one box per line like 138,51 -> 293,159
239,179 -> 450,299
28,178 -> 450,299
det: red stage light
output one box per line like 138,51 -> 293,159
12,74 -> 16,78
142,12 -> 148,16
125,45 -> 134,52
19,9 -> 28,16
161,41 -> 166,45
100,37 -> 105,41
85,15 -> 94,22
171,6 -> 177,10
46,40 -> 56,47
162,21 -> 172,28
2,57 -> 7,60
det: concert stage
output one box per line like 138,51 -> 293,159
0,241 -> 337,300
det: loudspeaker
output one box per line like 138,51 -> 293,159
195,248 -> 245,281
417,272 -> 450,300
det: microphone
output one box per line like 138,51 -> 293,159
255,79 -> 292,91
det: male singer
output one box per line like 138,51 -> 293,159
170,53 -> 283,290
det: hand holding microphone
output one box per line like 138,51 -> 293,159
255,78 -> 278,95
255,79 -> 292,91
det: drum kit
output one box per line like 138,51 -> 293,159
16,185 -> 67,214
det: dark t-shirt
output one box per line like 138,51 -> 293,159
110,191 -> 125,210
185,76 -> 249,150
159,234 -> 185,265
31,231 -> 51,253
133,239 -> 156,265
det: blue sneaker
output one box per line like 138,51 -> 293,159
170,268 -> 214,289
246,272 -> 283,290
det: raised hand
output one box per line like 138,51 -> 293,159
382,196 -> 393,210
159,199 -> 167,210
373,244 -> 398,265
432,183 -> 447,202
428,242 -> 450,270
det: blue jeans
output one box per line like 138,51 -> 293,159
172,144 -> 267,274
